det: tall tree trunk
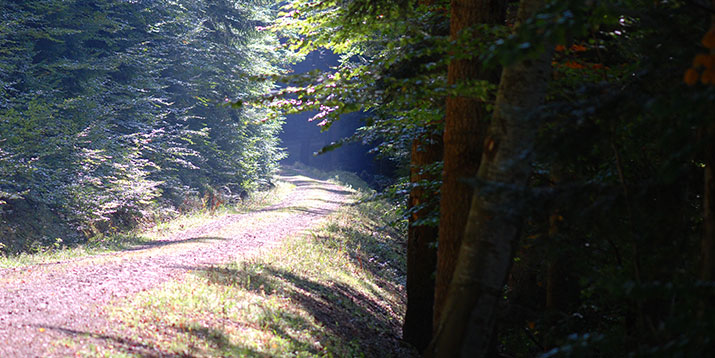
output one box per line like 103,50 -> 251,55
702,0 -> 715,290
402,2 -> 448,348
433,0 -> 506,328
403,131 -> 443,351
704,118 -> 715,284
427,0 -> 553,356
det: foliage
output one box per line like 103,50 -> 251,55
243,0 -> 461,236
0,0 -> 286,253
254,0 -> 457,163
492,1 -> 715,357
262,0 -> 715,356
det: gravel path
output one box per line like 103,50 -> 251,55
0,173 -> 354,357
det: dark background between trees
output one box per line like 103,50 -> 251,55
3,0 -> 715,357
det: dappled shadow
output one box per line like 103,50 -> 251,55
316,198 -> 351,205
191,264 -> 413,357
277,177 -> 354,196
280,179 -> 325,187
168,324 -> 267,357
280,180 -> 354,195
37,325 -> 180,357
330,225 -> 406,287
256,205 -> 335,216
124,236 -> 228,252
170,313 -> 322,356
312,187 -> 354,196
38,322 -> 268,357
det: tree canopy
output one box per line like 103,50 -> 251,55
0,0 -> 286,253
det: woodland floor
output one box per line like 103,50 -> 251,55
0,171 -> 374,357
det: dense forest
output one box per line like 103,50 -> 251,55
2,0 -> 715,357
0,0 -> 286,253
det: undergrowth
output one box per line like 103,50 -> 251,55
59,186 -> 415,357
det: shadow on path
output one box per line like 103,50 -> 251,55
186,264 -> 410,357
125,236 -> 228,251
38,324 -> 267,358
36,325 -> 175,358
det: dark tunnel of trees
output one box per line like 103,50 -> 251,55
279,49 -> 398,188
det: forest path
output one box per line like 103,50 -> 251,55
0,171 -> 355,358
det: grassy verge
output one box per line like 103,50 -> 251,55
58,191 -> 415,357
0,181 -> 294,269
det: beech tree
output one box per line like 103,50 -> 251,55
428,0 -> 552,355
263,1 -> 450,349
404,128 -> 442,349
433,0 -> 506,326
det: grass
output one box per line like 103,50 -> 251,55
0,180 -> 294,269
56,187 -> 415,357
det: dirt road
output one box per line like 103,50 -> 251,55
0,172 -> 354,357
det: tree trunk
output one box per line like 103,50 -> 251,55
403,132 -> 443,351
403,2 -> 447,349
433,0 -> 506,328
427,0 -> 553,356
702,0 -> 715,289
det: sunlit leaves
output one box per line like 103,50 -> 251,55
0,0 -> 286,251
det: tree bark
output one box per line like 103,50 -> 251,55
702,0 -> 715,289
402,2 -> 447,349
427,0 -> 553,356
433,0 -> 506,328
403,132 -> 443,351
